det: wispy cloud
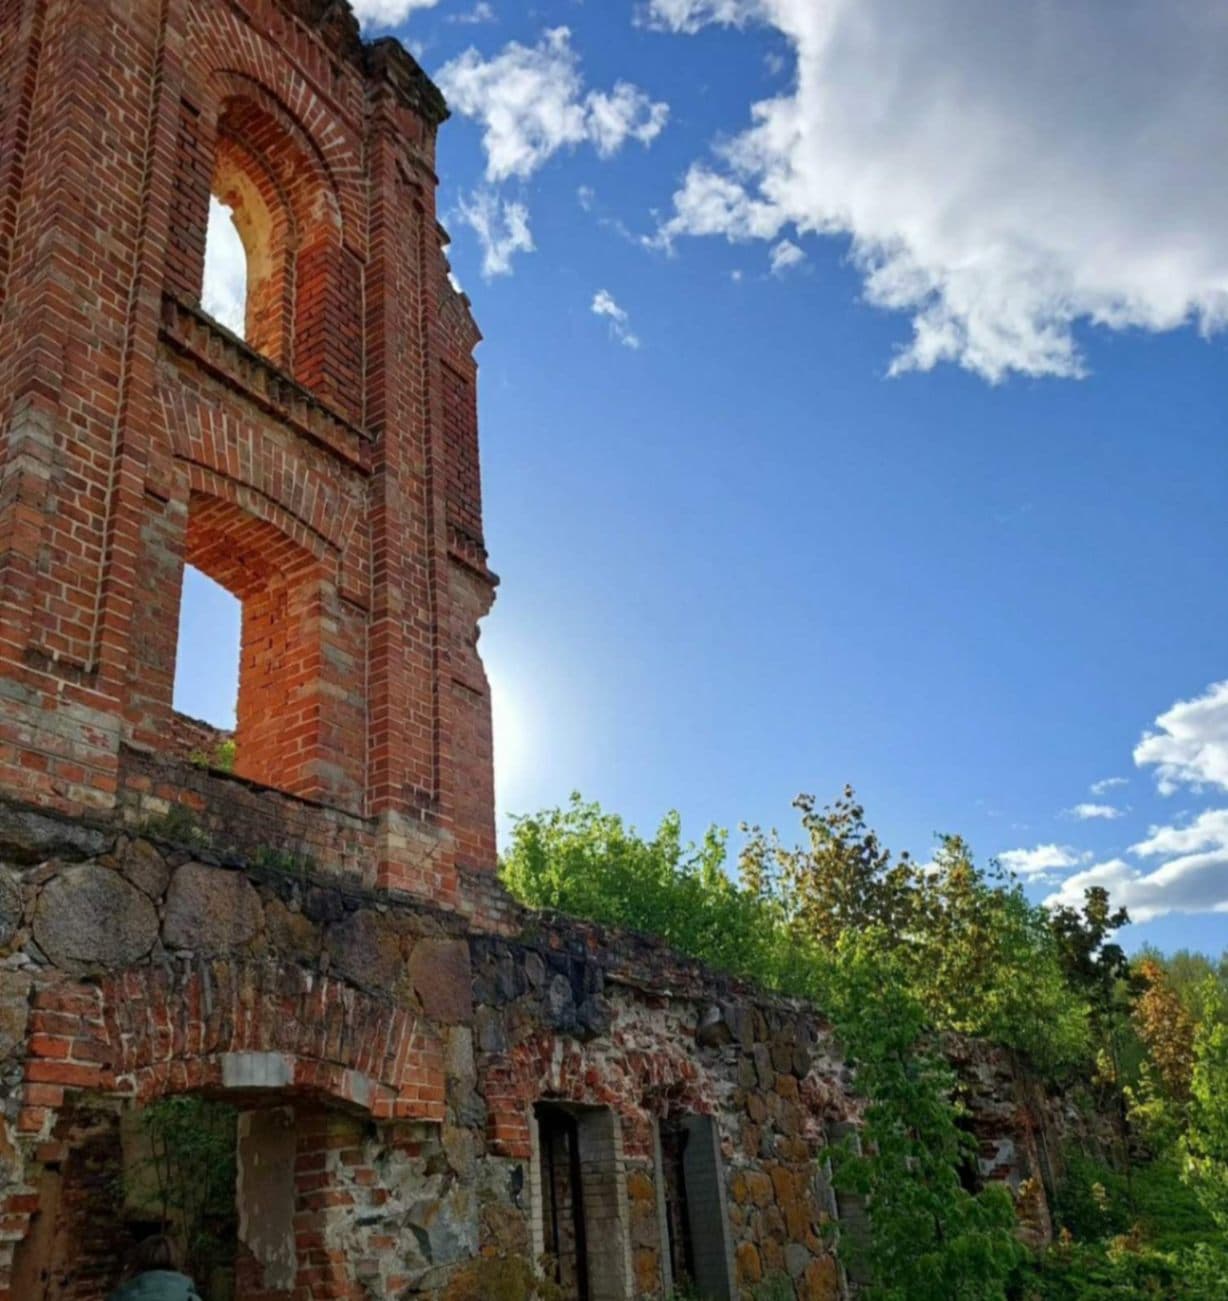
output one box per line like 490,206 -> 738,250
592,290 -> 642,349
769,239 -> 806,276
1066,803 -> 1125,822
1090,776 -> 1128,796
448,1 -> 496,23
454,190 -> 534,277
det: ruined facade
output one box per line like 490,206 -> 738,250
0,3 -> 1052,1297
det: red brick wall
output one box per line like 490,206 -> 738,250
0,0 -> 497,896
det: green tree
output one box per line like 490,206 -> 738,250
823,933 -> 1026,1300
125,1096 -> 238,1285
739,787 -> 915,949
1183,978 -> 1228,1228
905,836 -> 1090,1075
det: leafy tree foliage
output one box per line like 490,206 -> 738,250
822,933 -> 1025,1299
501,790 -> 1227,1296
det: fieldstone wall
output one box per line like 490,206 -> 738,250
0,795 -> 1055,1300
0,795 -> 852,1298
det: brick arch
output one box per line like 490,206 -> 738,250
484,1030 -> 714,1162
185,8 -> 366,249
157,379 -> 366,577
183,12 -> 364,245
186,464 -> 337,576
18,961 -> 444,1136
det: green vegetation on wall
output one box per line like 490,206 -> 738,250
501,790 -> 1228,1299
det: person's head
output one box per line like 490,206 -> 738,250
130,1234 -> 179,1273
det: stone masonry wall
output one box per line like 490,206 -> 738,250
0,794 -> 1056,1300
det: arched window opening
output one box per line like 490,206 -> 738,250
200,84 -> 358,418
173,564 -> 240,769
202,195 -> 247,338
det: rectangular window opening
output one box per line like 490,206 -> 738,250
656,1115 -> 735,1301
534,1102 -> 630,1301
173,564 -> 240,769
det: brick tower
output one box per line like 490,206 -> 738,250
0,0 -> 497,906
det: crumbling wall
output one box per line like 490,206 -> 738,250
0,793 -> 1058,1300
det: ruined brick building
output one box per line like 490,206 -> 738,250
0,2 -> 1058,1297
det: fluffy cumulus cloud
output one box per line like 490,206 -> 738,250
592,290 -> 641,349
350,0 -> 438,28
454,190 -> 534,278
1134,680 -> 1228,795
997,844 -> 1087,878
649,0 -> 1228,381
202,198 -> 247,337
437,28 -> 668,183
1045,807 -> 1228,923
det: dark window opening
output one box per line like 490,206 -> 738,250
659,1119 -> 696,1289
537,1104 -> 590,1299
535,1102 -> 629,1301
656,1115 -> 734,1300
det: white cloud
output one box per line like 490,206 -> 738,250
437,28 -> 668,183
997,843 -> 1087,877
1066,803 -> 1124,822
1045,839 -> 1228,925
1042,809 -> 1228,923
640,0 -> 763,34
449,1 -> 496,23
1131,808 -> 1228,859
1090,776 -> 1128,796
1135,680 -> 1228,795
455,189 -> 534,277
592,290 -> 641,349
769,239 -> 805,276
202,198 -> 247,337
351,0 -> 438,28
650,0 -> 1228,381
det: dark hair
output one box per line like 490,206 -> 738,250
131,1234 -> 178,1272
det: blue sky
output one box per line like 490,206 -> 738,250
182,0 -> 1228,956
